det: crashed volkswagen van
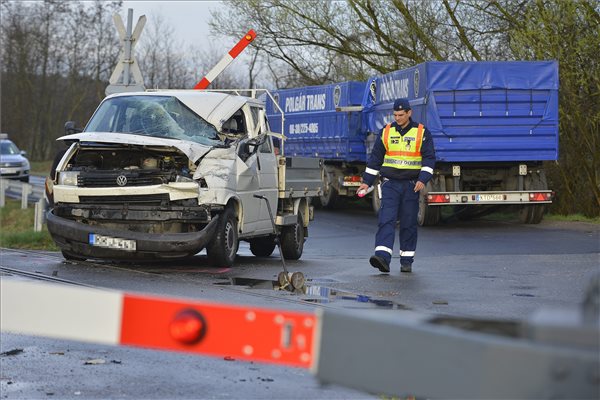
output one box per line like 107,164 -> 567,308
46,90 -> 322,267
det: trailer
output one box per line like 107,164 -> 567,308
265,81 -> 371,208
267,61 -> 559,224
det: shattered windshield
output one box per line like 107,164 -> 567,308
85,95 -> 222,146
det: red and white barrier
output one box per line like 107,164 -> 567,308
194,30 -> 257,90
1,279 -> 316,368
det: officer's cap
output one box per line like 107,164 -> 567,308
393,98 -> 411,111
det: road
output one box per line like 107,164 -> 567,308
1,206 -> 598,399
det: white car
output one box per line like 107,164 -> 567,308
0,134 -> 30,182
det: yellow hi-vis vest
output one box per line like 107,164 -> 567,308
381,123 -> 424,170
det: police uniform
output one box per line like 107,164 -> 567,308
361,98 -> 436,273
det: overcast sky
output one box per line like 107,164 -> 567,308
120,1 -> 227,50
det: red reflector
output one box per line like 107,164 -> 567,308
344,175 -> 362,182
427,194 -> 450,203
529,192 -> 550,202
169,309 -> 206,345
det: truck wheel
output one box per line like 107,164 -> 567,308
207,207 -> 239,267
319,176 -> 338,208
249,236 -> 276,257
371,187 -> 381,214
417,191 -> 440,226
519,204 -> 545,224
61,250 -> 87,262
281,213 -> 304,260
519,172 -> 548,224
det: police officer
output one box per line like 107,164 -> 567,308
357,98 -> 435,273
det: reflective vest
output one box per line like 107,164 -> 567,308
381,123 -> 424,170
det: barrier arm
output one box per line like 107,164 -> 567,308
1,277 -> 598,399
194,30 -> 257,90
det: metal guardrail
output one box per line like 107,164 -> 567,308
0,178 -> 47,232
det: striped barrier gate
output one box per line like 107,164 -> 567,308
1,277 -> 598,399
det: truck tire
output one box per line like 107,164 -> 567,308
519,172 -> 547,224
519,204 -> 545,224
371,184 -> 381,214
249,236 -> 276,257
207,207 -> 239,267
417,190 -> 440,226
319,172 -> 338,208
281,212 -> 304,260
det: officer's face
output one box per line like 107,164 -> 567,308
393,110 -> 411,128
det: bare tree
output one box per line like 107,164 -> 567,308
137,12 -> 190,89
210,0 -> 599,216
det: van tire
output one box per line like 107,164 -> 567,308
249,236 -> 276,257
207,207 -> 239,267
281,213 -> 304,260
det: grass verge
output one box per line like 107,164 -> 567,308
0,199 -> 57,250
544,213 -> 600,224
29,160 -> 52,176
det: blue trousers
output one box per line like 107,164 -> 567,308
374,179 -> 419,265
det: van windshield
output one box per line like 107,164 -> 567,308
85,95 -> 222,147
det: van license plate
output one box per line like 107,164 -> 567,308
89,234 -> 136,251
476,194 -> 504,202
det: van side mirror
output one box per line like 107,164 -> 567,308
64,121 -> 82,135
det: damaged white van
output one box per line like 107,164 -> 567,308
46,90 -> 322,267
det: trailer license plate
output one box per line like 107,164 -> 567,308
89,234 -> 136,251
476,194 -> 504,202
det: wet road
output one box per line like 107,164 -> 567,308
1,207 -> 599,399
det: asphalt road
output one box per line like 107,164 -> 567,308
1,206 -> 598,399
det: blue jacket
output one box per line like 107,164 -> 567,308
362,119 -> 436,186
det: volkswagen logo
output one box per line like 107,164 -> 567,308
116,175 -> 128,187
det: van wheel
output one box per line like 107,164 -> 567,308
249,236 -> 276,257
281,213 -> 304,260
207,207 -> 239,267
61,250 -> 86,262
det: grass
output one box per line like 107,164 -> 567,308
29,160 -> 53,176
0,199 -> 58,250
544,213 -> 600,224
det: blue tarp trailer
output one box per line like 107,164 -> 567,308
266,82 -> 370,208
363,61 -> 559,162
266,81 -> 367,161
267,61 -> 558,224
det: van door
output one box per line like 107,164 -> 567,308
251,106 -> 278,232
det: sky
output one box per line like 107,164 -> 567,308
120,1 -> 228,50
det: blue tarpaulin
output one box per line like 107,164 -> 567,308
266,61 -> 559,163
363,61 -> 559,162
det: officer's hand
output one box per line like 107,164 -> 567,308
357,183 -> 369,195
414,181 -> 425,192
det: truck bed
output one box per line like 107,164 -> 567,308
278,156 -> 323,198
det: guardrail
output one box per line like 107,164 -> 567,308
0,178 -> 47,232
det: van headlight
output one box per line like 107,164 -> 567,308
58,171 -> 80,186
